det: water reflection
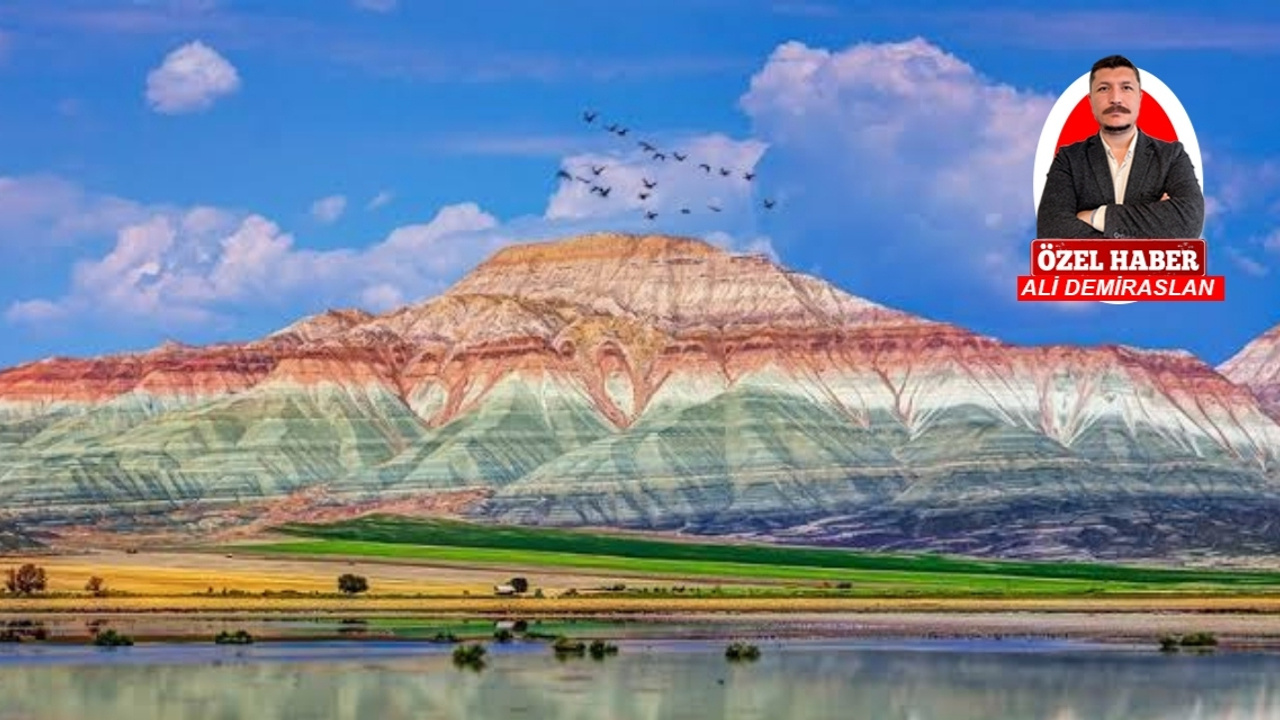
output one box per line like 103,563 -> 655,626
0,641 -> 1277,719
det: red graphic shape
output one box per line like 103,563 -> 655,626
1054,91 -> 1177,153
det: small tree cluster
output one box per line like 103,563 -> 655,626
85,576 -> 107,597
5,564 -> 47,595
338,574 -> 369,595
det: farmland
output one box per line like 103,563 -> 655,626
240,514 -> 1280,597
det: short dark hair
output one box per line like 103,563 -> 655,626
1090,55 -> 1140,88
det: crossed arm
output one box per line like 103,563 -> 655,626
1098,146 -> 1204,238
1036,152 -> 1106,239
1036,143 -> 1205,239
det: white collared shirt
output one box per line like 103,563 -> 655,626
1089,129 -> 1139,232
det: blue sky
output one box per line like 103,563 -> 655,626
2,0 -> 1280,371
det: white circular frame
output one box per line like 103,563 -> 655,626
1032,69 -> 1203,305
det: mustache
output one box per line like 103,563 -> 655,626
1105,105 -> 1130,113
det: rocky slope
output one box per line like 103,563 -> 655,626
3,232 -> 1280,561
1219,323 -> 1280,421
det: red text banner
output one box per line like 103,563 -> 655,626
1016,275 -> 1225,302
1031,239 -> 1206,276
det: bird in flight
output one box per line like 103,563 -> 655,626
763,199 -> 775,209
606,123 -> 620,133
719,168 -> 731,177
645,211 -> 658,220
680,208 -> 691,214
556,170 -> 572,181
708,204 -> 722,212
673,152 -> 687,162
653,152 -> 666,161
591,185 -> 612,197
698,163 -> 711,173
583,110 -> 598,123
639,192 -> 651,200
639,141 -> 655,152
591,165 -> 605,176
642,178 -> 657,189
744,172 -> 755,181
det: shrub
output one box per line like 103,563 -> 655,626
1180,632 -> 1218,647
725,642 -> 761,661
337,574 -> 369,595
85,576 -> 107,597
552,636 -> 586,655
588,639 -> 619,659
5,564 -> 47,595
452,643 -> 487,670
93,629 -> 134,647
214,630 -> 254,645
509,577 -> 529,594
493,628 -> 514,643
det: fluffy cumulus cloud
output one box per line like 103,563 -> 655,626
6,201 -> 503,328
146,40 -> 241,114
309,194 -> 347,224
0,174 -> 157,246
546,133 -> 768,222
11,37 -> 1087,332
737,37 -> 1056,291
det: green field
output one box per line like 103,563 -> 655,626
232,515 -> 1280,597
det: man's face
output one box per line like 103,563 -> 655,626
1090,67 -> 1141,134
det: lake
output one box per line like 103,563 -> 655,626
1,639 -> 1277,719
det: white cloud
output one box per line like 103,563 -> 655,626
705,230 -> 779,262
737,37 -> 1056,295
360,283 -> 404,311
1262,229 -> 1280,254
7,38 -> 1134,332
0,174 -> 156,246
5,299 -> 68,325
353,0 -> 397,12
146,40 -> 240,114
1227,247 -> 1269,277
310,194 -> 347,224
366,190 -> 393,210
6,202 -> 503,327
545,133 -> 768,224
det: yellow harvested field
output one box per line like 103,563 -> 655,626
0,550 -> 726,597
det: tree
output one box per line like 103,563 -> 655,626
5,564 -> 47,595
337,573 -> 369,595
85,576 -> 107,597
508,577 -> 529,594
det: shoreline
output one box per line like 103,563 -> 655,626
7,594 -> 1280,613
4,606 -> 1280,649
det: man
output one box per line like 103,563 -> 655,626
1036,55 -> 1204,239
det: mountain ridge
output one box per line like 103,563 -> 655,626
2,231 -> 1279,563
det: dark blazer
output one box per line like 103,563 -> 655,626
1036,130 -> 1204,239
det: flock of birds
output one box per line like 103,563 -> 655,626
555,109 -> 777,222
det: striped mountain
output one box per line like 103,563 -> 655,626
3,233 -> 1280,562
